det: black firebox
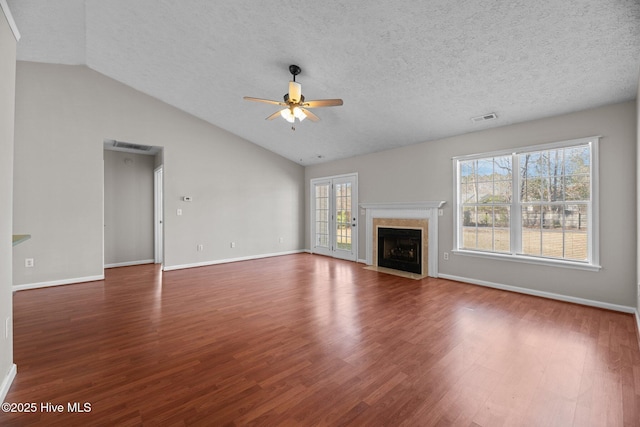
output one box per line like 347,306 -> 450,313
377,227 -> 422,274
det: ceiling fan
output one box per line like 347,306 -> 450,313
244,65 -> 343,129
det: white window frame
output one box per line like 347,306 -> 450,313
452,136 -> 600,271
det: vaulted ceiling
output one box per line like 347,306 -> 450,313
7,0 -> 640,165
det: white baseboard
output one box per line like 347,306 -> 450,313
104,259 -> 154,269
438,273 -> 636,314
163,250 -> 305,271
0,363 -> 16,402
12,274 -> 104,292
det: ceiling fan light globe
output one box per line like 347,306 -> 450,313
280,108 -> 295,123
293,107 -> 306,121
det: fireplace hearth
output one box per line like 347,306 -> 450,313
377,227 -> 422,274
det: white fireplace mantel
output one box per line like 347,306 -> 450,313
360,201 -> 446,277
359,201 -> 446,210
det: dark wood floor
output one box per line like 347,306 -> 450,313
2,253 -> 639,426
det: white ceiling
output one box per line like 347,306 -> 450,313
7,0 -> 640,165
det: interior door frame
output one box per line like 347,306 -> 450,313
310,173 -> 358,261
154,165 -> 164,265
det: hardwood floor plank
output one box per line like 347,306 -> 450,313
1,254 -> 639,426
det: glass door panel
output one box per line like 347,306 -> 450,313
314,182 -> 330,252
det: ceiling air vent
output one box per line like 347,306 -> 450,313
112,140 -> 153,151
471,112 -> 498,123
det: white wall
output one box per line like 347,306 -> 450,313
0,2 -> 17,400
307,101 -> 637,308
104,150 -> 155,266
12,62 -> 305,286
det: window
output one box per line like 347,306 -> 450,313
453,136 -> 599,270
459,155 -> 513,253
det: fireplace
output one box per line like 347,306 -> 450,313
361,201 -> 446,278
378,228 -> 422,274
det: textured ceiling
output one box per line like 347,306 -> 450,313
7,0 -> 640,165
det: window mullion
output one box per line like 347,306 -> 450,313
511,152 -> 520,256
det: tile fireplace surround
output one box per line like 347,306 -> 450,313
360,201 -> 446,278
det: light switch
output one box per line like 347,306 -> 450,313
177,208 -> 182,216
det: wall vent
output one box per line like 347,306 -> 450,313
112,140 -> 153,151
471,112 -> 498,123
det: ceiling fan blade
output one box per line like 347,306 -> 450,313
243,96 -> 286,106
289,81 -> 302,103
265,110 -> 283,120
300,108 -> 320,122
302,99 -> 344,108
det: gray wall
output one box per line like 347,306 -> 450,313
0,5 -> 16,397
12,62 -> 305,286
306,101 -> 637,308
104,150 -> 155,266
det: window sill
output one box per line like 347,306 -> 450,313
451,249 -> 601,272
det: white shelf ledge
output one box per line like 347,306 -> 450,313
359,201 -> 446,210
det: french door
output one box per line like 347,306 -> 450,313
311,174 -> 358,261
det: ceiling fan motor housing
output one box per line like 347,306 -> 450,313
284,93 -> 305,104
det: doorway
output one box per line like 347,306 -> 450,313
103,139 -> 163,268
310,173 -> 358,261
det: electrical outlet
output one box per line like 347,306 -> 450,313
197,244 -> 203,251
443,252 -> 449,260
230,242 -> 236,248
25,258 -> 34,268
